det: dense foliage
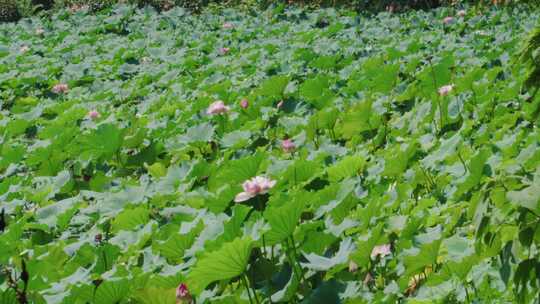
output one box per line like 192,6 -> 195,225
3,0 -> 540,23
521,23 -> 540,92
0,0 -> 517,23
0,0 -> 21,22
1,3 -> 540,303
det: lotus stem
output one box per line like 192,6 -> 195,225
291,235 -> 307,288
244,273 -> 260,304
262,234 -> 267,259
241,274 -> 254,304
284,240 -> 301,283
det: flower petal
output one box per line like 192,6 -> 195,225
234,192 -> 255,203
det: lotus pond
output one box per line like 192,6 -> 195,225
1,4 -> 540,304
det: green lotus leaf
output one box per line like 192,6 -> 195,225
134,288 -> 176,304
506,171 -> 540,212
93,279 -> 130,304
327,154 -> 365,182
187,237 -> 253,295
111,206 -> 150,233
263,198 -> 304,245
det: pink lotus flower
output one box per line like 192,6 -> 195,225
370,244 -> 391,260
348,260 -> 358,273
222,22 -> 234,29
443,16 -> 454,25
207,100 -> 230,115
240,99 -> 249,109
20,46 -> 30,53
277,100 -> 284,109
52,83 -> 69,94
438,84 -> 454,96
162,1 -> 173,11
363,272 -> 373,285
219,47 -> 230,55
476,30 -> 489,36
457,10 -> 466,17
281,139 -> 295,153
234,176 -> 276,203
176,283 -> 192,303
69,4 -> 89,12
88,110 -> 100,120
